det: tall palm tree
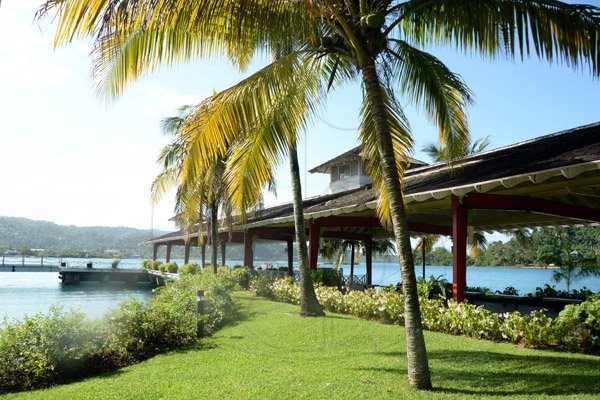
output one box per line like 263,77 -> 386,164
151,105 -> 233,273
40,0 -> 600,389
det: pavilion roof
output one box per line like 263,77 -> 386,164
239,122 -> 600,233
148,122 -> 600,244
308,145 -> 429,173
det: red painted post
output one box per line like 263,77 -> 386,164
287,238 -> 294,277
452,195 -> 468,302
201,244 -> 206,269
365,236 -> 373,286
184,241 -> 191,265
243,231 -> 254,270
166,244 -> 172,263
152,244 -> 158,261
308,223 -> 320,269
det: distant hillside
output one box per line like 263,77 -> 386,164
0,216 -> 167,258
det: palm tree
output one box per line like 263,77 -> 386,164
40,0 -> 600,389
151,105 -> 233,273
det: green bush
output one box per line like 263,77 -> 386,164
149,260 -> 162,271
555,294 -> 600,353
0,308 -> 104,393
0,270 -> 241,394
310,268 -> 342,288
261,278 -> 600,354
179,263 -> 199,276
111,259 -> 120,269
141,259 -> 152,270
250,275 -> 278,299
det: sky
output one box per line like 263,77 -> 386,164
1,0 -> 600,235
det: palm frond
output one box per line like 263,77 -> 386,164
359,83 -> 413,228
398,0 -> 600,76
389,39 -> 472,161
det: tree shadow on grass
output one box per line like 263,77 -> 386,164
363,349 -> 600,397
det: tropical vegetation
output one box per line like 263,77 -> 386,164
39,0 -> 600,389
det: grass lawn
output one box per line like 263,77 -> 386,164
3,292 -> 599,399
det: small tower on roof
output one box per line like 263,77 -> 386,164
309,145 -> 428,194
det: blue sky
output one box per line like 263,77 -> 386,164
1,0 -> 599,233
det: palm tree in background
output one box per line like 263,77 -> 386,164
40,0 -> 600,389
151,105 -> 233,273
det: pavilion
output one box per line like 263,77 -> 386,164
147,122 -> 600,301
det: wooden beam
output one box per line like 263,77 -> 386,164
452,195 -> 467,302
152,244 -> 158,261
165,244 -> 172,263
365,237 -> 373,286
408,222 -> 452,236
316,216 -> 383,228
309,224 -> 320,269
250,227 -> 296,236
321,231 -> 369,241
244,231 -> 254,270
466,193 -> 600,223
287,238 -> 294,277
201,244 -> 206,269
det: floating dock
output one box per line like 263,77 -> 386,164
59,267 -> 151,285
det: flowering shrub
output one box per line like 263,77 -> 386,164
257,277 -> 599,354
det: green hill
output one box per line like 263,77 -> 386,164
0,216 -> 166,258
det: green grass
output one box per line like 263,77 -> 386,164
3,292 -> 599,399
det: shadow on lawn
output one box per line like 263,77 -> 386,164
366,349 -> 600,397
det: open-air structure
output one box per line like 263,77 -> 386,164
147,122 -> 600,301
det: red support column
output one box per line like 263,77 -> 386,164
287,238 -> 294,277
165,244 -> 172,263
201,244 -> 206,269
308,223 -> 320,269
244,231 -> 254,270
184,241 -> 191,265
221,240 -> 226,267
452,195 -> 468,302
152,244 -> 158,261
365,236 -> 373,286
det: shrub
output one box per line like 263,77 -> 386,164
250,275 -> 278,299
0,308 -> 104,393
179,263 -> 199,276
158,263 -> 167,273
149,260 -> 162,271
111,259 -> 120,269
418,276 -> 452,300
555,294 -> 600,353
311,268 -> 342,288
0,271 -> 241,394
165,262 -> 179,273
497,286 -> 519,296
141,259 -> 152,270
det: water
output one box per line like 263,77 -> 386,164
2,257 -> 599,321
340,262 -> 600,294
0,272 -> 153,320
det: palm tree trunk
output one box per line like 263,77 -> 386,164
210,201 -> 218,273
361,61 -> 431,389
289,143 -> 324,317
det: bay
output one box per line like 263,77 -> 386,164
2,256 -> 599,321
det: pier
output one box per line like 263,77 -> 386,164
59,267 -> 151,285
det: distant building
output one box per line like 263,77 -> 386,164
309,146 -> 428,193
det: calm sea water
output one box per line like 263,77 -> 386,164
1,257 -> 599,321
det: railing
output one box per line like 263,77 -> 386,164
342,275 -> 367,286
0,257 -> 140,269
